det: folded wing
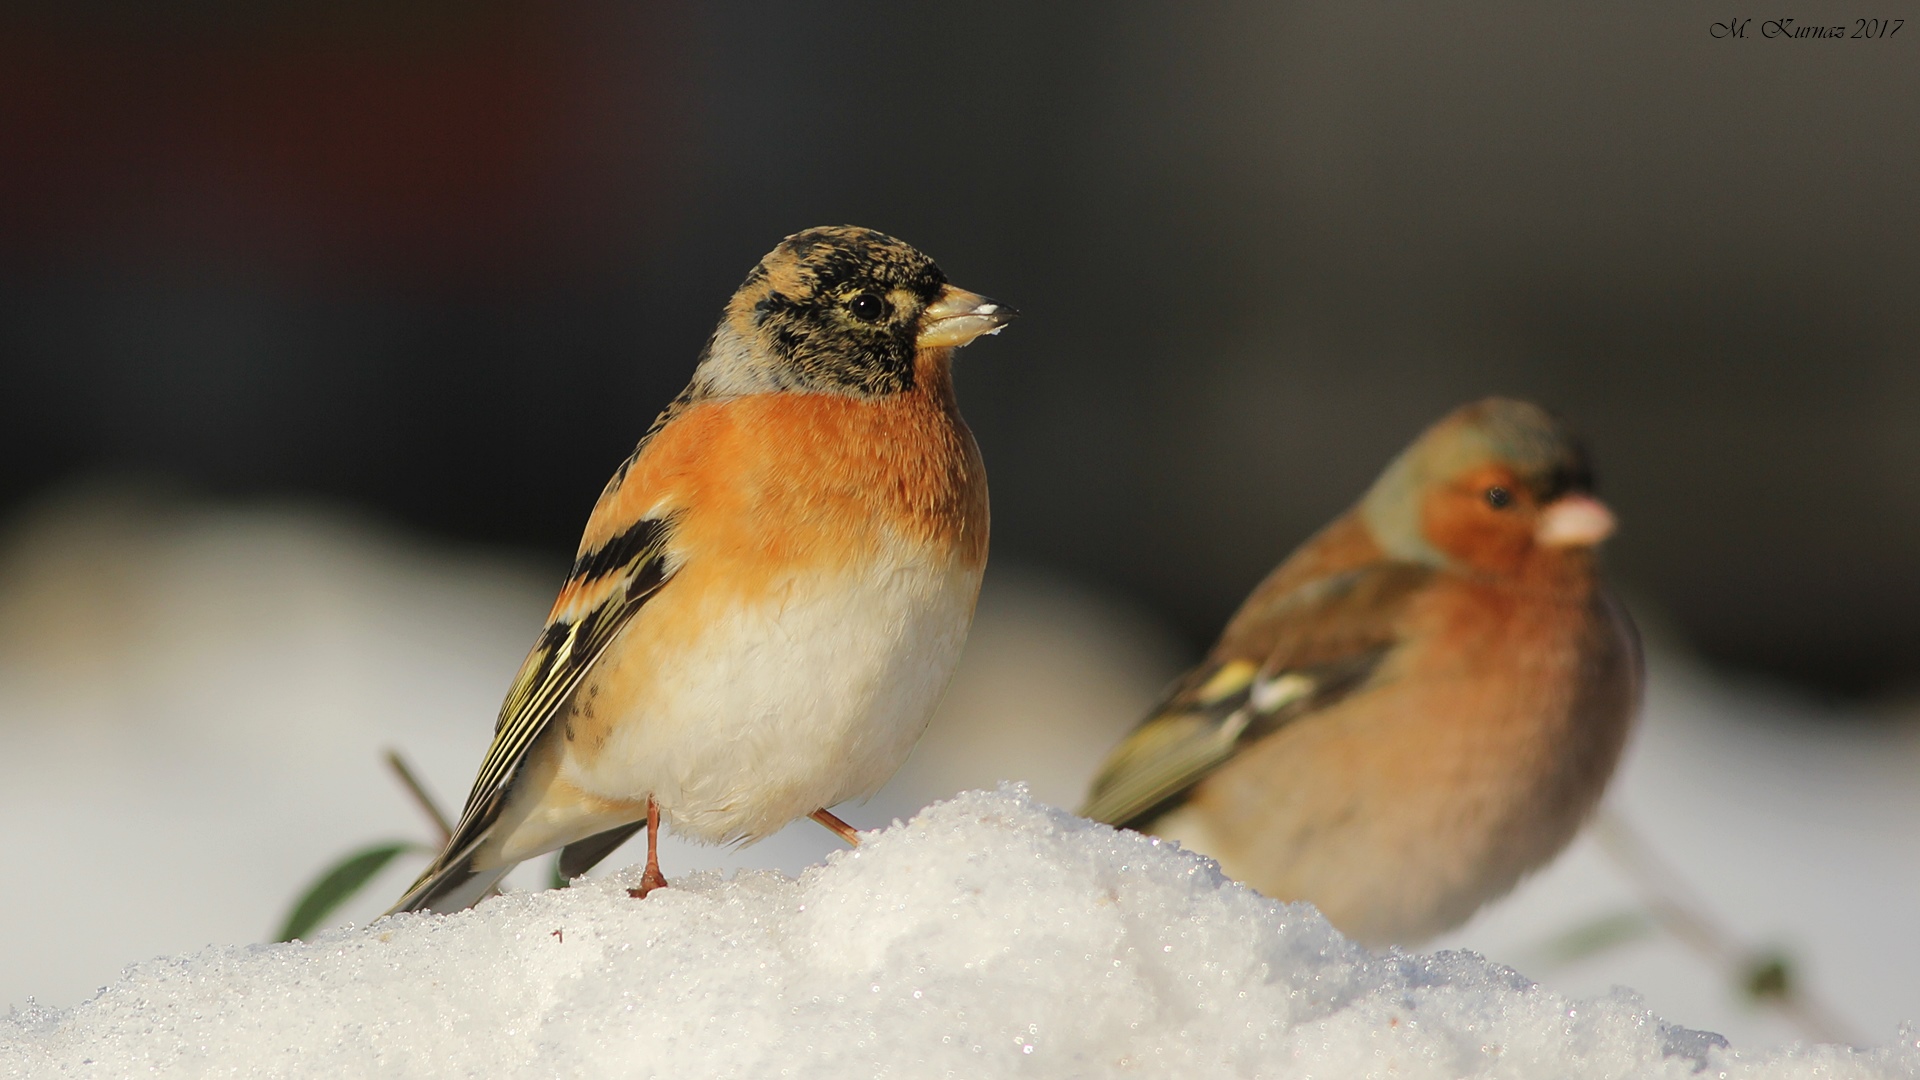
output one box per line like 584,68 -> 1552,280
1081,563 -> 1431,830
389,515 -> 675,914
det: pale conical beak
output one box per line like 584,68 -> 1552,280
1535,493 -> 1617,548
916,285 -> 1017,349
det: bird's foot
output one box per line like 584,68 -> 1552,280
627,864 -> 668,899
810,808 -> 862,847
628,795 -> 670,898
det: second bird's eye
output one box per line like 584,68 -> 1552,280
848,292 -> 887,322
1484,486 -> 1513,509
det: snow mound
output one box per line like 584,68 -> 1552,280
3,788 -> 1911,1079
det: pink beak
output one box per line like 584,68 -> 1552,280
1535,493 -> 1617,548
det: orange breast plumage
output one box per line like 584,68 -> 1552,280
518,376 -> 989,850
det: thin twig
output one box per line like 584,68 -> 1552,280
384,749 -> 509,900
1592,809 -> 1863,1046
385,749 -> 452,844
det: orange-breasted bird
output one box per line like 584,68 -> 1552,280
1080,398 -> 1640,947
392,226 -> 1012,913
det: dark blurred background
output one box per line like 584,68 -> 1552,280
3,0 -> 1917,695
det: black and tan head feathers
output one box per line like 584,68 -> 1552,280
690,226 -> 1002,400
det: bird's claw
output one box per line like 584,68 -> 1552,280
627,865 -> 669,900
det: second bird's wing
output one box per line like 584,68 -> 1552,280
1080,562 -> 1432,831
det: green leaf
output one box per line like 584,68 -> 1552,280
549,854 -> 568,891
1743,952 -> 1794,1001
276,841 -> 428,942
1533,909 -> 1657,967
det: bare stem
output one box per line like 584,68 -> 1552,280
1592,809 -> 1863,1046
385,749 -> 452,844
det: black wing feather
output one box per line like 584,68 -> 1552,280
389,518 -> 673,913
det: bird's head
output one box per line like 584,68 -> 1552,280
693,225 -> 1014,399
1361,398 -> 1616,577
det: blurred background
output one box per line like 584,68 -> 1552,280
2,0 -> 1916,1052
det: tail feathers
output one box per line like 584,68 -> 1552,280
388,848 -> 513,915
559,820 -> 647,880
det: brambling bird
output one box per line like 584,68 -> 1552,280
1081,398 -> 1640,947
392,226 -> 1012,913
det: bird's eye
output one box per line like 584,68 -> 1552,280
1484,486 -> 1513,509
848,292 -> 887,322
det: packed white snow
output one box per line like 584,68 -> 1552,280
6,786 -> 1909,1079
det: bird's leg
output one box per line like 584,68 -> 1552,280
628,797 -> 669,899
809,808 -> 862,847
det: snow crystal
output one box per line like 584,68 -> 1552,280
4,787 -> 1912,1079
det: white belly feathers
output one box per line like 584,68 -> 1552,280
561,542 -> 982,845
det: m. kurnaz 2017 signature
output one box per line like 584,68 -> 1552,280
1713,17 -> 1903,38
